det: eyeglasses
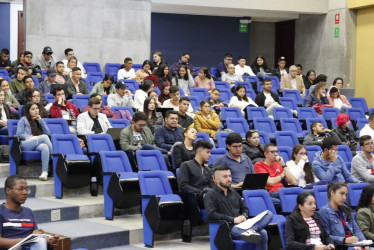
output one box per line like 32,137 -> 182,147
25,56 -> 32,59
9,187 -> 31,194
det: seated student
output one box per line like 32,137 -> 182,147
153,64 -> 172,88
235,56 -> 255,77
194,67 -> 215,93
62,48 -> 86,75
135,60 -> 153,83
15,102 -> 53,181
16,76 -> 48,106
177,97 -> 195,128
35,46 -> 58,70
351,135 -> 374,183
83,93 -> 116,119
154,110 -> 184,151
158,81 -> 172,104
173,127 -> 197,169
0,48 -> 14,76
26,89 -> 49,118
55,61 -> 68,84
304,121 -> 333,147
273,56 -> 289,80
66,67 -> 89,99
37,68 -> 59,94
11,52 -> 23,73
172,65 -> 194,96
151,51 -> 166,72
286,144 -> 320,188
242,130 -> 265,164
305,82 -> 329,110
90,74 -> 115,95
194,100 -> 220,138
312,136 -> 358,183
213,132 -> 254,188
134,80 -> 154,110
214,53 -> 233,78
332,77 -> 349,91
148,89 -> 162,107
0,175 -> 59,249
0,79 -> 20,109
280,65 -> 306,97
250,55 -> 272,81
295,64 -> 307,83
63,56 -> 78,78
77,97 -> 112,135
229,84 -> 257,116
357,184 -> 374,241
331,113 -> 357,151
304,69 -> 316,89
221,63 -> 243,89
327,86 -> 351,113
171,52 -> 197,77
162,85 -> 194,116
10,66 -> 28,94
319,182 -> 367,247
117,57 -> 136,80
361,113 -> 374,141
308,74 -> 327,96
254,143 -> 296,199
107,81 -> 134,108
285,192 -> 335,249
204,166 -> 273,247
17,51 -> 42,78
208,88 -> 227,113
0,89 -> 18,135
143,97 -> 163,134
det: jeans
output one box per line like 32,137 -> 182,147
20,135 -> 52,172
231,210 -> 273,250
27,237 -> 48,250
0,126 -> 8,135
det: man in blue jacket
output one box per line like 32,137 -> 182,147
154,110 -> 183,151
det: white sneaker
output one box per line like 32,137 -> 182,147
241,229 -> 261,244
39,171 -> 48,181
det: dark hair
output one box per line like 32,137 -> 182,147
251,56 -> 268,70
238,56 -> 246,61
211,88 -> 220,93
179,97 -> 190,104
183,127 -> 196,140
177,65 -> 189,81
311,121 -> 322,132
234,84 -> 248,102
264,143 -> 277,152
124,57 -> 132,63
333,77 -> 344,86
358,184 -> 374,209
22,75 -> 33,84
245,129 -> 259,140
27,90 -> 48,118
329,87 -> 339,94
182,52 -> 190,57
291,192 -> 316,238
88,97 -> 101,107
169,85 -> 179,94
72,67 -> 81,73
328,182 -> 352,221
152,51 -> 162,57
5,175 -> 25,192
199,67 -> 211,79
154,64 -> 172,80
226,132 -> 242,146
26,89 -> 40,100
291,144 -> 315,184
24,51 -> 33,57
213,165 -> 230,175
295,64 -> 302,69
24,102 -> 43,136
56,61 -> 64,67
194,140 -> 213,151
306,70 -> 316,78
102,74 -> 114,83
321,136 -> 340,150
142,60 -> 153,71
64,48 -> 73,55
224,53 -> 233,58
369,113 -> 374,121
165,110 -> 178,118
52,85 -> 65,96
140,80 -> 153,92
0,79 -> 8,87
90,93 -> 100,98
262,78 -> 272,85
199,100 -> 210,108
17,66 -> 28,73
359,135 -> 372,147
132,111 -> 147,123
1,48 -> 9,55
148,90 -> 157,97
315,74 -> 327,84
143,97 -> 158,124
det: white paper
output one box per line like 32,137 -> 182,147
237,210 -> 268,230
9,234 -> 51,250
351,240 -> 373,246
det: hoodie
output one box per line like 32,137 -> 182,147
351,151 -> 374,183
327,86 -> 352,108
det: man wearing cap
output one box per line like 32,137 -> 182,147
35,46 -> 58,70
37,68 -> 60,94
280,65 -> 306,97
272,57 -> 288,80
107,81 -> 134,108
66,67 -> 89,99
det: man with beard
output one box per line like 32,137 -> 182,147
304,121 -> 337,147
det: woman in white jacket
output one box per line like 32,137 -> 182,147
229,84 -> 257,116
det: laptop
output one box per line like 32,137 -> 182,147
107,127 -> 125,141
241,173 -> 269,190
156,107 -> 174,118
340,88 -> 355,98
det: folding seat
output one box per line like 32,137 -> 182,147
83,62 -> 101,73
44,118 -> 70,134
357,118 -> 369,130
306,118 -> 328,132
243,189 -> 285,223
111,106 -> 134,115
86,133 -> 116,168
136,150 -> 176,182
259,131 -> 270,144
18,105 -> 24,118
304,145 -> 322,163
263,75 -> 281,90
226,118 -> 249,138
2,76 -> 11,83
82,78 -> 92,92
194,66 -> 201,72
31,76 -> 39,88
210,67 -> 217,78
347,108 -> 366,122
297,107 -> 318,120
87,72 -> 105,84
348,183 -> 368,207
337,145 -> 353,171
179,87 -> 186,97
190,88 -> 209,101
349,97 -> 369,114
278,187 -> 304,213
246,106 -> 267,127
314,185 -> 328,209
322,107 -> 340,121
73,94 -> 90,111
278,146 -> 292,163
8,120 -> 41,175
139,171 -> 184,247
51,134 -> 92,198
253,117 -> 277,139
101,151 -> 140,220
243,76 -> 261,89
273,107 -> 293,120
246,89 -> 256,100
188,96 -> 201,112
0,69 -> 9,77
235,81 -> 253,90
216,132 -> 230,149
279,97 -> 297,110
44,93 -> 55,103
194,132 -> 210,143
214,81 -> 230,91
217,88 -> 233,103
120,79 -> 139,90
208,148 -> 227,165
220,107 -> 242,124
275,131 -> 298,148
108,118 -> 130,128
41,70 -> 47,79
280,118 -> 304,138
105,63 -> 121,81
282,89 -> 303,105
153,87 -> 161,95
132,64 -> 142,72
277,220 -> 286,249
101,94 -> 108,106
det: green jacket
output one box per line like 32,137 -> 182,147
90,81 -> 116,95
66,78 -> 89,98
9,79 -> 25,94
357,206 -> 374,240
120,125 -> 155,151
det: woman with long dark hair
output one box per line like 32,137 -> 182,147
194,67 -> 215,93
172,127 -> 197,169
158,81 -> 172,104
15,102 -> 52,181
134,80 -> 154,110
26,89 -> 49,118
135,60 -> 153,83
143,97 -> 163,133
172,65 -> 194,95
357,184 -> 374,240
154,64 -> 172,87
242,130 -> 265,164
250,55 -> 271,76
285,192 -> 335,249
229,84 -> 257,115
304,70 -> 316,89
90,74 -> 115,95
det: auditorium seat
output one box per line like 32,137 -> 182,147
83,62 -> 102,73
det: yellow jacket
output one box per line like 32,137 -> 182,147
194,110 -> 221,137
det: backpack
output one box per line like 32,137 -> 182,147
116,110 -> 133,122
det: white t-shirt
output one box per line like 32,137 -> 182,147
286,159 -> 319,187
133,131 -> 144,147
333,98 -> 343,109
118,68 -> 136,80
360,124 -> 374,141
229,96 -> 257,111
264,92 -> 275,107
162,99 -> 194,117
234,65 -> 255,76
291,78 -> 297,90
280,69 -> 287,77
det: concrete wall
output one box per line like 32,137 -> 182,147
249,22 -> 275,66
24,0 -> 151,70
294,0 -> 356,87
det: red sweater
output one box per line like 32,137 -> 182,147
254,161 -> 285,193
50,100 -> 80,120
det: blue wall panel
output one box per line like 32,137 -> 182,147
151,13 -> 250,68
0,3 -> 10,50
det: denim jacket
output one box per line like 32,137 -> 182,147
15,116 -> 50,140
318,203 -> 366,244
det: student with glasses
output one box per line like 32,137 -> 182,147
351,135 -> 374,183
26,89 -> 49,118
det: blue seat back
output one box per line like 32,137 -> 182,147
138,171 -> 173,195
348,183 -> 369,207
279,187 -> 304,213
314,185 -> 328,209
190,88 -> 209,101
322,108 -> 340,120
297,107 -> 318,120
275,131 -> 298,148
349,97 -> 369,113
220,107 -> 242,120
105,63 -> 121,76
253,117 -> 277,133
278,146 -> 292,163
347,108 -> 366,120
120,79 -> 139,90
31,76 -> 39,87
279,97 -> 297,110
259,131 -> 270,144
188,96 -> 201,111
136,150 -> 168,171
337,145 -> 353,162
280,118 -> 303,133
306,118 -> 328,131
87,72 -> 105,84
132,64 -> 142,72
226,118 -> 249,138
111,106 -> 134,115
0,69 -> 9,77
83,62 -> 101,73
246,89 -> 256,100
210,67 -> 217,77
331,118 -> 354,130
108,118 -> 130,128
263,75 -> 280,90
208,148 -> 227,165
44,118 -> 70,134
100,150 -> 133,173
44,94 -> 55,103
194,132 -> 210,143
217,89 -> 233,103
87,134 -> 116,152
7,119 -> 19,136
283,89 -> 302,103
246,107 -> 267,120
243,189 -> 277,215
101,95 -> 108,106
273,107 -> 293,120
73,94 -> 90,111
304,145 -> 322,163
235,81 -> 253,90
213,81 -> 230,91
216,132 -> 230,148
52,134 -> 83,155
358,118 -> 369,130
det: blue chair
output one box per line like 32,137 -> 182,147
86,133 -> 116,164
226,118 -> 249,138
263,75 -> 280,90
44,93 -> 55,103
120,79 -> 139,90
235,81 -> 253,90
337,145 -> 353,171
72,94 -> 90,111
188,96 -> 201,112
306,118 -> 328,132
0,69 -> 9,77
348,183 -> 368,207
136,150 -> 175,177
347,108 -> 366,121
297,107 -> 318,120
214,81 -> 230,91
275,131 -> 298,148
217,89 -> 233,103
314,185 -> 328,209
259,131 -> 271,145
273,107 -> 293,120
304,145 -> 322,163
349,97 -> 369,114
280,118 -> 304,138
111,106 -> 134,115
278,187 -> 304,213
282,89 -> 303,105
139,171 -> 184,247
8,120 -> 41,176
31,76 -> 39,88
220,107 -> 242,124
246,106 -> 267,125
101,151 -> 140,220
87,72 -> 105,84
2,76 -> 11,83
253,117 -> 277,139
243,189 -> 285,223
51,134 -> 92,198
154,87 -> 161,95
82,78 -> 92,92
18,105 -> 24,118
101,94 -> 108,106
357,118 -> 369,130
210,67 -> 217,78
108,118 -> 130,128
83,62 -> 101,72
44,119 -> 70,134
105,63 -> 121,81
190,88 -> 209,102
194,132 -> 210,144
278,146 -> 292,163
216,132 -> 230,149
278,220 -> 286,249
208,148 -> 227,165
132,64 -> 142,72
279,97 -> 297,110
179,88 -> 186,97
322,108 -> 340,120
